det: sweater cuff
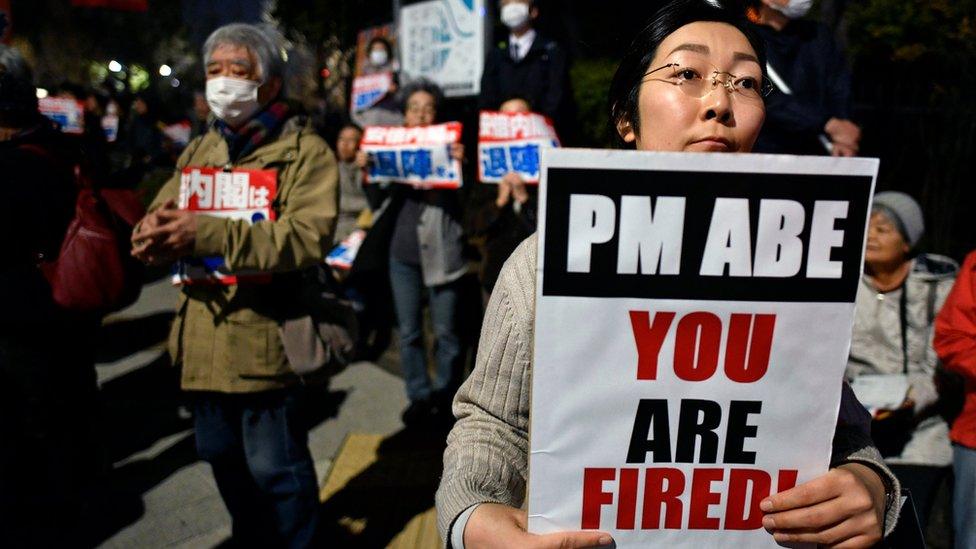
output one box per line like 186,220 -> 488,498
193,213 -> 226,257
448,503 -> 481,549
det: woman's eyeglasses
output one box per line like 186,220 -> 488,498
643,62 -> 774,102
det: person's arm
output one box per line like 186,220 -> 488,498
436,246 -> 535,539
935,253 -> 976,381
478,49 -> 502,111
436,236 -> 610,549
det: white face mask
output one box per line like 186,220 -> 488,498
770,0 -> 812,19
369,49 -> 389,67
500,2 -> 530,30
205,76 -> 261,127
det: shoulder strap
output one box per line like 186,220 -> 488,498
899,284 -> 909,375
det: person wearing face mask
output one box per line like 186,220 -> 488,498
437,2 -> 900,548
478,0 -> 578,144
352,37 -> 404,129
747,0 -> 862,157
130,23 -> 339,548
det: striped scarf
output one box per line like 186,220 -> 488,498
215,100 -> 291,161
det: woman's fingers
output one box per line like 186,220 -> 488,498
464,504 -> 612,549
532,531 -> 613,549
764,497 -> 845,530
762,473 -> 839,513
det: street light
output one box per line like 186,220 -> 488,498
159,64 -> 172,77
108,60 -> 123,73
36,88 -> 49,99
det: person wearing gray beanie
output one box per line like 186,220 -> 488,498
872,191 -> 925,250
846,190 -> 960,533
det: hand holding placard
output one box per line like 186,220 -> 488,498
465,503 -> 613,549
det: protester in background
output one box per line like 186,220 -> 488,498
352,37 -> 403,128
0,44 -> 99,547
748,0 -> 861,156
363,36 -> 398,76
438,2 -> 899,547
130,23 -> 338,547
355,79 -> 466,427
479,0 -> 578,143
471,96 -> 538,298
934,251 -> 976,549
189,89 -> 210,139
123,92 -> 164,167
846,191 -> 957,532
334,122 -> 370,241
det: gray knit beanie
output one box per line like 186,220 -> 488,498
872,191 -> 925,248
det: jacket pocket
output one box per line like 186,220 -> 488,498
226,319 -> 290,379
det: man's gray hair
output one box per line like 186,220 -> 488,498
203,23 -> 287,90
0,44 -> 32,81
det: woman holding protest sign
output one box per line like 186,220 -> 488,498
354,79 -> 468,427
436,1 -> 899,548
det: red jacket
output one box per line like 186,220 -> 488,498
934,251 -> 976,449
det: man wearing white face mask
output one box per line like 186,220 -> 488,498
748,0 -> 862,157
479,0 -> 577,143
131,23 -> 338,548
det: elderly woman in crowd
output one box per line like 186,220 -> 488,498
437,1 -> 900,548
356,79 -> 467,426
846,190 -> 958,533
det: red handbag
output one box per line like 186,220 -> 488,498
23,144 -> 146,314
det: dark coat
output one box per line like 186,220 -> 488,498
478,33 -> 577,144
0,118 -> 78,325
752,20 -> 853,155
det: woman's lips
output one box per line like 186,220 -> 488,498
688,138 -> 733,152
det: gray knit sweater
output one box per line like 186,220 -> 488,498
436,234 -> 900,545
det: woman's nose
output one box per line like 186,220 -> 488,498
702,83 -> 734,124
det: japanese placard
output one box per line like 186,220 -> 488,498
173,167 -> 277,285
360,122 -> 463,189
39,97 -> 85,135
351,71 -> 394,114
478,110 -> 560,184
326,229 -> 367,271
529,149 -> 878,547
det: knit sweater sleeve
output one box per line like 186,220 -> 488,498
436,235 -> 538,544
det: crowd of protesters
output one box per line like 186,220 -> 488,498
1,0 -> 975,547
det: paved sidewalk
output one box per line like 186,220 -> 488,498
93,278 -> 412,548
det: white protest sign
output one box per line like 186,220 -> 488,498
326,228 -> 367,271
359,122 -> 463,189
39,97 -> 85,134
529,149 -> 878,547
478,110 -> 560,184
173,167 -> 277,285
351,71 -> 394,114
399,0 -> 484,97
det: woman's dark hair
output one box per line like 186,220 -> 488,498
608,0 -> 766,147
367,36 -> 394,57
398,78 -> 446,119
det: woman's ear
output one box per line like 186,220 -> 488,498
616,116 -> 637,144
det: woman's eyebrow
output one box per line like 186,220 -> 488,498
733,51 -> 760,64
667,43 -> 709,57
